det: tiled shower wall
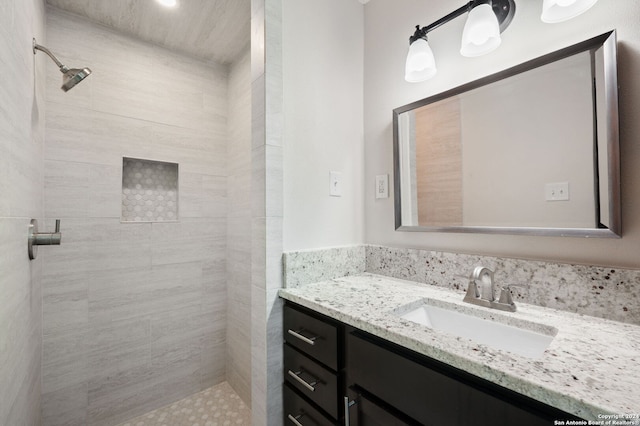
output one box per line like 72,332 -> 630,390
0,1 -> 46,425
227,49 -> 252,405
42,8 -> 229,426
251,0 -> 285,423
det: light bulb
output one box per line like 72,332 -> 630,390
460,4 -> 501,57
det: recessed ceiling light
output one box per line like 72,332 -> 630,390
157,0 -> 178,8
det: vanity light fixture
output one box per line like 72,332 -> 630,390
406,0 -> 600,82
541,0 -> 599,23
405,0 -> 515,83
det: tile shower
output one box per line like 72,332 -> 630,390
39,7 -> 251,426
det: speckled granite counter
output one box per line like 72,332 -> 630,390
279,273 -> 640,422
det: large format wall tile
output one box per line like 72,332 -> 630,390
0,219 -> 44,425
251,0 -> 283,423
227,49 -> 252,405
0,1 -> 45,425
42,8 -> 232,426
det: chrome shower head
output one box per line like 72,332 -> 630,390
61,67 -> 92,92
33,38 -> 92,92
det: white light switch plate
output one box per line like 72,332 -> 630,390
330,171 -> 342,197
375,174 -> 389,199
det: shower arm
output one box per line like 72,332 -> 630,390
32,38 -> 69,72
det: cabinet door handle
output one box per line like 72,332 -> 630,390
287,329 -> 317,346
287,369 -> 317,392
287,413 -> 305,426
344,397 -> 356,426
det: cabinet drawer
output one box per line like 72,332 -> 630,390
284,304 -> 338,370
284,344 -> 339,420
284,383 -> 336,426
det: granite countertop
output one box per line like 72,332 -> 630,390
278,273 -> 640,422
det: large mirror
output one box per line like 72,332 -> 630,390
393,31 -> 620,238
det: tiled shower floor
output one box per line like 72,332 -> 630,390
116,382 -> 251,426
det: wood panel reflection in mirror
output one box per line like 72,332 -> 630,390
393,31 -> 620,238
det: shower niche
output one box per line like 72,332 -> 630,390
121,157 -> 179,222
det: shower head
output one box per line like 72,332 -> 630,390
33,38 -> 92,92
61,67 -> 92,92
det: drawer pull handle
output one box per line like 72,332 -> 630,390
344,396 -> 356,426
288,369 -> 317,392
287,329 -> 317,346
287,413 -> 305,426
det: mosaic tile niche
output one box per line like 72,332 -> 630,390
122,157 -> 179,222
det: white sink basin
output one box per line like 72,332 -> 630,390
397,301 -> 557,359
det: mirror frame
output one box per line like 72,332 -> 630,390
393,31 -> 620,238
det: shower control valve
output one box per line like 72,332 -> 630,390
28,219 -> 62,260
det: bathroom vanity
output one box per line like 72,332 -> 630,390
280,274 -> 640,425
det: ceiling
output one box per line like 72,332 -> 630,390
45,0 -> 251,65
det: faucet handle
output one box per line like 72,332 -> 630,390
498,284 -> 528,305
464,280 -> 480,299
498,288 -> 514,305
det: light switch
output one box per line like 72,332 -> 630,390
545,182 -> 570,201
375,174 -> 389,199
330,171 -> 342,197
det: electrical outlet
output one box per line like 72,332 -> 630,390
545,182 -> 570,201
375,175 -> 389,199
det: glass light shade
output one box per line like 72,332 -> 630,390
541,0 -> 598,23
460,3 -> 502,58
405,38 -> 437,83
157,0 -> 178,7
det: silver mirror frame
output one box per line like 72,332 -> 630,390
393,31 -> 620,238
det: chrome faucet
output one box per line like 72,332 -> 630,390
463,266 -> 517,312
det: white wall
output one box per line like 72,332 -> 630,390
282,0 -> 365,251
0,1 -> 46,424
364,0 -> 640,268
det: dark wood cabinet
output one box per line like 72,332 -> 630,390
283,303 -> 343,425
282,301 -> 582,426
284,303 -> 339,371
284,383 -> 336,426
345,329 -> 580,425
346,388 -> 419,426
284,344 -> 340,419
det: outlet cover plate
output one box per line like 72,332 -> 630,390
376,174 -> 389,199
545,182 -> 570,201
